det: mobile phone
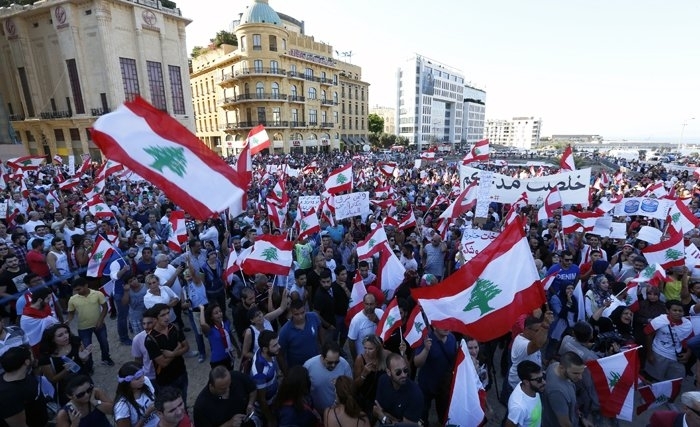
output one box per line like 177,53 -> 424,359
244,412 -> 254,422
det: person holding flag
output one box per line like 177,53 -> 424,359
414,325 -> 457,426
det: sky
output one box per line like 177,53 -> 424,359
176,0 -> 700,143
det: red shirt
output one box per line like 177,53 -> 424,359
26,249 -> 50,278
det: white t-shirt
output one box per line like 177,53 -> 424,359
649,315 -> 694,360
114,377 -> 159,427
507,383 -> 542,427
508,334 -> 542,389
155,265 -> 181,297
143,286 -> 178,322
347,308 -> 384,356
131,331 -> 156,380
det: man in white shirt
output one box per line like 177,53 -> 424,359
505,360 -> 545,427
400,244 -> 418,271
347,293 -> 383,361
505,314 -> 552,401
143,274 -> 180,323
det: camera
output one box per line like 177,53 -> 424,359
591,331 -> 626,353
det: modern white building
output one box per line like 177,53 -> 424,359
395,54 -> 464,150
485,116 -> 541,150
369,105 -> 395,135
462,83 -> 486,147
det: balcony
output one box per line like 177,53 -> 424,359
40,111 -> 72,119
308,121 -> 318,126
216,73 -> 235,86
217,97 -> 236,108
321,122 -> 335,128
319,77 -> 334,86
8,114 -> 24,121
260,121 -> 289,128
287,71 -> 305,80
288,95 -> 305,103
303,75 -> 321,83
236,93 -> 288,102
90,108 -> 110,116
235,68 -> 287,77
290,121 -> 307,127
320,99 -> 336,106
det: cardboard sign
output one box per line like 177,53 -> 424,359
636,226 -> 663,244
459,166 -> 591,205
474,171 -> 493,219
298,196 -> 320,213
613,197 -> 675,219
460,229 -> 499,264
334,192 -> 370,220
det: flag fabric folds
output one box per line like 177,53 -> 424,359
356,225 -> 390,260
345,271 -> 367,326
461,138 -> 489,164
537,187 -> 563,222
559,146 -> 576,171
87,236 -> 116,277
403,305 -> 428,349
324,163 -> 353,195
445,339 -> 486,427
636,377 -> 682,414
586,347 -> 639,421
642,228 -> 686,270
375,298 -> 401,341
247,124 -> 270,155
165,210 -> 188,253
241,235 -> 293,276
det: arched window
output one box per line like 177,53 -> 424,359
308,87 -> 316,100
321,90 -> 327,101
333,92 -> 338,104
256,82 -> 264,97
271,82 -> 280,98
290,85 -> 297,97
244,83 -> 250,95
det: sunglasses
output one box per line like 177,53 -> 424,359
529,374 -> 545,383
74,385 -> 94,398
394,368 -> 410,376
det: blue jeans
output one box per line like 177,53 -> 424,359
113,291 -> 130,342
688,334 -> 700,358
187,309 -> 206,357
78,324 -> 111,361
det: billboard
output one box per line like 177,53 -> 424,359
421,66 -> 435,96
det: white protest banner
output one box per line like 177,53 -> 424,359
334,192 -> 370,220
414,159 -> 422,169
686,243 -> 700,270
298,196 -> 320,213
460,229 -> 499,264
68,155 -> 76,176
459,166 -> 591,205
613,197 -> 675,219
474,171 -> 493,219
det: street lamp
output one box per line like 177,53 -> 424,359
678,117 -> 695,153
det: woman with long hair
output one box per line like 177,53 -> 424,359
38,324 -> 93,405
114,362 -> 159,427
241,290 -> 288,367
324,376 -> 370,427
353,334 -> 389,422
56,374 -> 113,427
199,303 -> 236,370
275,366 -> 321,427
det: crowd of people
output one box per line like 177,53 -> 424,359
2,150 -> 700,427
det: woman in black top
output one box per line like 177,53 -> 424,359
38,324 -> 92,405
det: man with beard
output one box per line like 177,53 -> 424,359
505,361 -> 545,427
373,353 -> 423,425
19,287 -> 59,354
251,330 -> 281,426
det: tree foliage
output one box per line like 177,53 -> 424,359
191,46 -> 205,58
368,113 -> 384,134
211,30 -> 237,47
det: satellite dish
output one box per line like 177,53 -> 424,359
363,144 -> 370,152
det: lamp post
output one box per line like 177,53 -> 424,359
678,117 -> 695,153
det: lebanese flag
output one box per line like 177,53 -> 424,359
420,152 -> 436,160
165,210 -> 187,252
412,217 -> 545,342
667,198 -> 700,234
426,194 -> 449,212
595,194 -> 623,214
246,124 -> 270,155
318,198 -> 335,226
631,263 -> 670,287
234,140 -> 253,186
7,156 -> 45,170
504,192 -> 529,226
224,246 -> 253,283
374,186 -> 395,199
19,178 -> 29,198
461,138 -> 489,164
370,199 -> 396,210
267,180 -> 288,207
445,339 -> 486,427
403,305 -> 428,349
52,155 -> 63,165
356,225 -> 390,260
241,235 -> 294,276
587,347 -> 639,421
267,202 -> 287,229
324,163 -> 353,195
639,181 -> 666,198
559,146 -> 575,171
46,190 -> 61,210
377,162 -> 397,177
85,195 -> 114,219
375,298 -> 401,341
91,97 -> 249,220
376,248 -> 406,301
345,271 -> 367,326
537,187 -> 562,221
301,161 -> 318,175
541,270 -> 559,292
642,228 -> 685,269
562,210 -> 602,234
297,208 -> 321,241
87,235 -> 116,277
636,377 -> 682,414
438,180 -> 478,221
95,159 -> 124,180
382,216 -> 399,229
75,156 -> 91,176
397,209 -> 417,231
58,177 -> 81,191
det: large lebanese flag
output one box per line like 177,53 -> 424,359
345,271 -> 367,326
636,377 -> 682,414
375,298 -> 401,341
445,339 -> 486,427
642,228 -> 685,269
241,235 -> 293,276
412,217 -> 545,342
324,163 -> 353,195
297,208 -> 320,241
461,138 -> 489,164
165,210 -> 188,252
587,347 -> 639,421
376,248 -> 406,301
561,210 -> 602,234
87,235 -> 116,277
438,180 -> 478,221
247,124 -> 270,155
91,97 -> 249,220
559,145 -> 576,171
7,156 -> 45,170
356,225 -> 390,260
667,198 -> 700,234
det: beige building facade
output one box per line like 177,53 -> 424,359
0,0 -> 194,161
190,0 -> 369,155
369,105 -> 396,135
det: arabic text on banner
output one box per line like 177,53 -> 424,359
612,197 -> 675,219
298,196 -> 320,213
334,192 -> 370,220
474,171 -> 493,218
459,166 -> 591,205
460,229 -> 499,264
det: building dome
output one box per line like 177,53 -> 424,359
240,0 -> 281,26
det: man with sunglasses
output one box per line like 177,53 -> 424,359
374,353 -> 423,425
304,340 -> 352,414
505,360 -> 545,427
545,249 -> 580,294
649,390 -> 700,427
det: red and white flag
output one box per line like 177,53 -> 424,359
374,186 -> 395,199
52,155 -> 63,165
356,225 -> 390,260
266,180 -> 288,207
461,138 -> 489,164
375,298 -> 401,341
561,210 -> 602,234
403,305 -> 428,349
504,192 -> 529,226
85,195 -> 114,219
412,217 -> 545,342
324,163 -> 353,195
397,209 -> 417,231
376,248 -> 406,301
595,194 -> 623,214
46,190 -> 61,210
58,177 -> 81,191
667,198 -> 700,234
165,210 -> 188,252
86,235 -> 116,277
241,235 -> 293,276
537,187 -> 563,222
631,263 -> 670,287
345,271 -> 367,326
445,339 -> 487,427
426,194 -> 449,213
541,270 -> 559,292
642,228 -> 685,270
297,208 -> 321,241
318,198 -> 336,226
559,146 -> 576,171
95,159 -> 124,181
636,377 -> 682,414
91,97 -> 249,220
438,180 -> 478,221
377,162 -> 398,177
224,247 -> 253,282
246,124 -> 270,155
267,202 -> 287,229
75,156 -> 91,176
587,347 -> 639,421
639,181 -> 666,198
7,156 -> 45,170
420,152 -> 436,160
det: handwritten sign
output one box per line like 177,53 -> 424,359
459,166 -> 591,205
460,229 -> 499,264
612,197 -> 675,219
474,171 -> 493,219
334,192 -> 370,220
686,243 -> 700,270
298,196 -> 320,213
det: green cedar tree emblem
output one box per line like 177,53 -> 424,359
386,315 -> 396,328
665,248 -> 683,261
414,321 -> 424,333
300,220 -> 309,231
262,247 -> 279,262
671,212 -> 681,223
463,278 -> 502,315
275,190 -> 283,198
368,238 -> 376,248
655,394 -> 669,404
474,147 -> 481,155
641,265 -> 655,278
93,251 -> 104,262
144,146 -> 188,178
574,218 -> 584,225
20,159 -> 32,166
336,173 -> 348,184
94,205 -> 104,211
608,371 -> 621,388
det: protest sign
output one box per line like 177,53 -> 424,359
460,229 -> 499,264
334,192 -> 370,220
474,171 -> 493,219
613,197 -> 675,219
298,196 -> 320,213
459,166 -> 591,205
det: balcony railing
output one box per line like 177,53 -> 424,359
286,71 -> 305,80
308,121 -> 318,126
288,95 -> 305,102
319,77 -> 334,85
320,99 -> 336,106
90,108 -> 110,116
290,121 -> 307,127
217,73 -> 235,84
8,114 -> 24,121
40,111 -> 72,119
237,93 -> 288,102
321,122 -> 336,128
220,121 -> 291,130
235,68 -> 287,77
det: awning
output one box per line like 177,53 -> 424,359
360,137 -> 366,143
350,136 -> 358,145
341,136 -> 349,144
